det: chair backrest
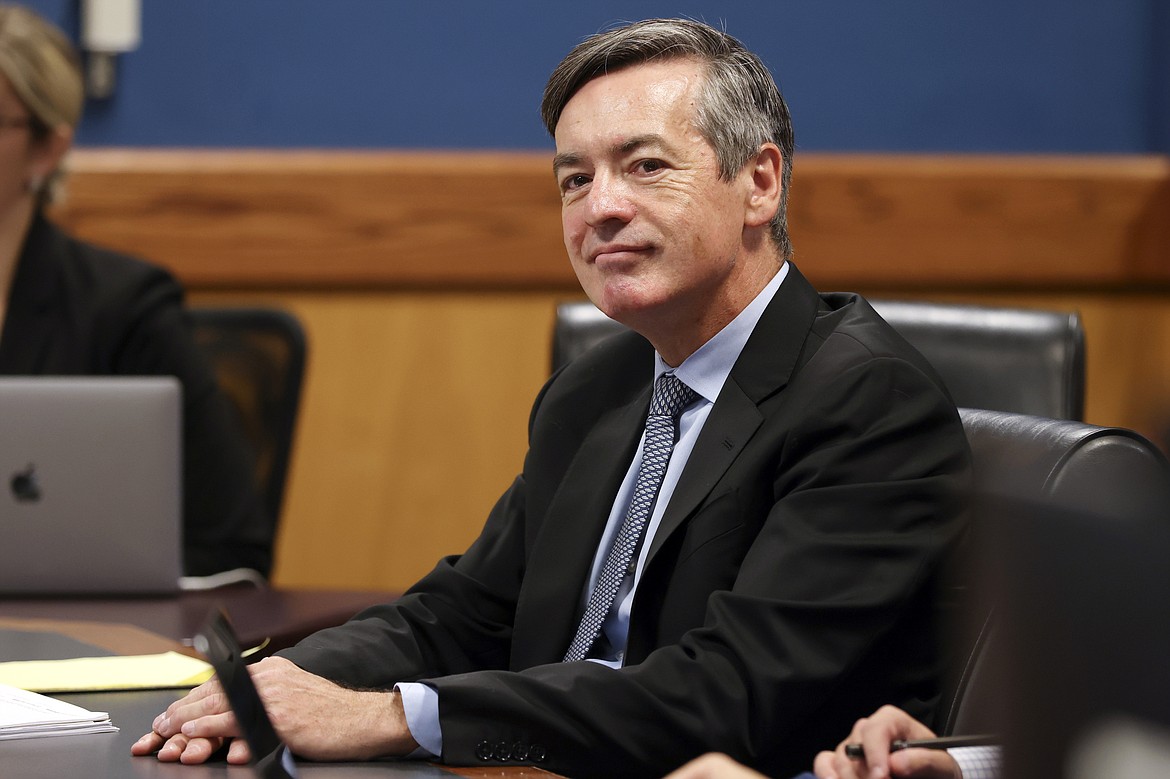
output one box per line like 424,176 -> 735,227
551,299 -> 1086,420
940,408 -> 1170,736
870,300 -> 1085,421
189,307 -> 307,529
551,301 -> 626,372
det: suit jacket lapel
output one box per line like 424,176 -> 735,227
645,380 -> 761,562
511,381 -> 649,668
646,264 -> 823,563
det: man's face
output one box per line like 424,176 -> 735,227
553,59 -> 758,342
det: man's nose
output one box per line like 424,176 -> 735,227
584,172 -> 636,226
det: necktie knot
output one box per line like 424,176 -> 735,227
649,373 -> 697,418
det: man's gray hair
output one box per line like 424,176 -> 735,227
541,18 -> 795,260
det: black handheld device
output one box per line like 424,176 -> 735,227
193,609 -> 298,779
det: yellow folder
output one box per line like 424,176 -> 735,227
0,652 -> 213,693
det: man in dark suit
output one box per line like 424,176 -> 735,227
135,18 -> 969,778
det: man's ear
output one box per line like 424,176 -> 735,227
743,143 -> 783,229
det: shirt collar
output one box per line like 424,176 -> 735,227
654,261 -> 789,404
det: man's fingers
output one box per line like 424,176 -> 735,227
226,737 -> 253,765
130,730 -> 165,756
153,684 -> 230,737
888,748 -> 961,779
154,680 -> 221,726
138,731 -> 230,766
178,736 -> 226,765
154,734 -> 189,762
180,709 -> 240,740
812,749 -> 839,779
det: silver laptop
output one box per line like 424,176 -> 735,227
0,377 -> 182,595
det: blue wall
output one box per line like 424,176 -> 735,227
21,0 -> 1170,153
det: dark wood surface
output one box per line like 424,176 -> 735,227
0,618 -> 187,658
1,689 -> 554,778
0,587 -> 395,654
0,589 -> 562,777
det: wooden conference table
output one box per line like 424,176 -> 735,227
0,585 -> 397,654
0,587 -> 560,778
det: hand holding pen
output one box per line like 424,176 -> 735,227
812,705 -> 972,779
844,734 -> 997,759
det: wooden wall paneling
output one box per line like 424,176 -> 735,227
54,150 -> 1170,590
790,155 -> 1170,287
56,150 -> 575,289
192,290 -> 562,591
54,150 -> 1170,290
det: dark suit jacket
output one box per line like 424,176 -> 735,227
0,214 -> 272,576
280,265 -> 970,777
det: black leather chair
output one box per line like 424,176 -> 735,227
938,408 -> 1170,737
871,301 -> 1085,421
551,299 -> 1086,420
189,307 -> 307,530
551,301 -> 628,372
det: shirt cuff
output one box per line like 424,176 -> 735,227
948,744 -> 1002,779
394,682 -> 442,759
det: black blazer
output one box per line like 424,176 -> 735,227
280,265 -> 970,777
0,214 -> 272,577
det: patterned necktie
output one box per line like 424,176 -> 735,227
563,373 -> 698,662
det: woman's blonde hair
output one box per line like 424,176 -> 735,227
0,4 -> 83,201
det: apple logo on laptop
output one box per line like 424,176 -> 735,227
10,464 -> 41,503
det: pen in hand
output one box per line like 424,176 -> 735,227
844,734 -> 998,759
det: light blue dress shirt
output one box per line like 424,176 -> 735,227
398,263 -> 790,757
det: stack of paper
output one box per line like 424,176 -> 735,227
0,683 -> 117,740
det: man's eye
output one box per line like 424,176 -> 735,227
562,174 -> 590,192
637,159 -> 664,173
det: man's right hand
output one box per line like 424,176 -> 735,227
812,705 -> 962,779
131,672 -> 242,764
131,656 -> 418,764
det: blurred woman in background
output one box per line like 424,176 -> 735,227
0,4 -> 273,581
